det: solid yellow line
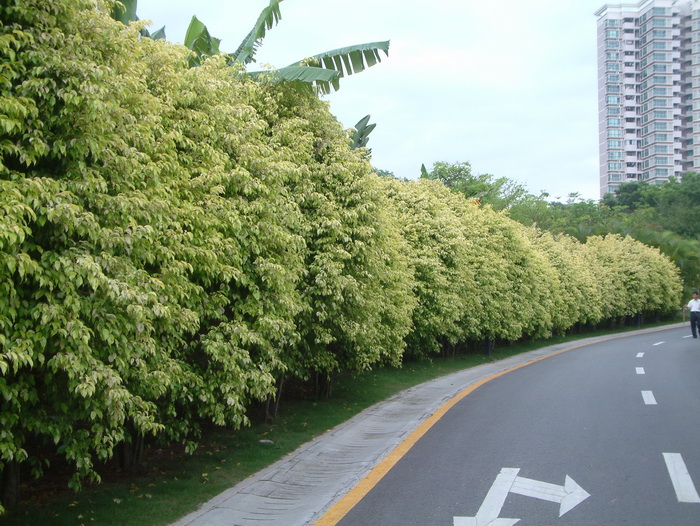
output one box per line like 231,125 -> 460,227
313,325 -> 681,525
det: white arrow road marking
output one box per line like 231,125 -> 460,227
453,468 -> 521,526
663,453 -> 700,503
636,367 -> 645,375
454,468 -> 590,525
510,475 -> 591,517
653,341 -> 665,346
636,352 -> 645,358
642,390 -> 657,405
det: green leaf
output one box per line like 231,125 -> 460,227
249,65 -> 338,84
350,115 -> 375,150
148,26 -> 166,40
111,0 -> 139,25
288,41 -> 390,77
183,16 -> 221,66
233,0 -> 284,65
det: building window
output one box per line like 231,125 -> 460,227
654,145 -> 668,153
654,133 -> 669,141
653,110 -> 668,119
606,52 -> 620,60
654,98 -> 668,107
654,156 -> 669,165
608,107 -> 621,115
606,74 -> 620,82
609,151 -> 623,160
608,118 -> 622,126
654,122 -> 668,130
608,140 -> 623,148
608,129 -> 623,138
655,168 -> 669,177
652,53 -> 667,61
606,96 -> 621,104
606,30 -> 620,38
606,40 -> 621,49
605,19 -> 620,28
608,174 -> 623,182
606,63 -> 621,71
653,87 -> 667,96
607,85 -> 621,93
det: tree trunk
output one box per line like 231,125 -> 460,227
265,375 -> 285,423
1,460 -> 20,510
314,373 -> 332,399
117,428 -> 144,472
484,338 -> 495,357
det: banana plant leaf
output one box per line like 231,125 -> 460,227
233,0 -> 284,65
111,0 -> 386,94
110,0 -> 138,24
149,26 -> 166,40
184,16 -> 222,66
288,41 -> 390,78
111,0 -> 165,39
350,115 -> 376,150
248,65 -> 340,94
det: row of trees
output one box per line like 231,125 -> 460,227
0,0 -> 683,510
420,162 -> 700,294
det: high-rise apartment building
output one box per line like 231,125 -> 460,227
596,0 -> 700,198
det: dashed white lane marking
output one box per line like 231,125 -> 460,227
636,367 -> 645,375
636,352 -> 645,358
642,391 -> 657,405
683,335 -> 694,339
653,341 -> 665,346
663,453 -> 700,503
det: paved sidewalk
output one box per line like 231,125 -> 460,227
170,324 -> 684,526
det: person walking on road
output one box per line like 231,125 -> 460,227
684,291 -> 700,338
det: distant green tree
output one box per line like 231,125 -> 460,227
589,174 -> 700,292
653,173 -> 700,238
546,197 -> 616,242
420,161 -> 527,210
373,168 -> 397,179
601,174 -> 700,237
507,191 -> 557,229
601,180 -> 656,211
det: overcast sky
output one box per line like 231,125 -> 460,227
136,0 -> 607,201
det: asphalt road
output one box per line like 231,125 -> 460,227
336,326 -> 700,526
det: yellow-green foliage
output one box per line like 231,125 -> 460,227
0,0 -> 684,503
526,230 -> 604,329
380,179 -> 477,357
584,234 -> 682,319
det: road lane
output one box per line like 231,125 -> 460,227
333,326 -> 700,525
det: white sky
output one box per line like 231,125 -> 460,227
136,0 -> 607,201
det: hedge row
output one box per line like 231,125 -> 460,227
0,0 -> 682,502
